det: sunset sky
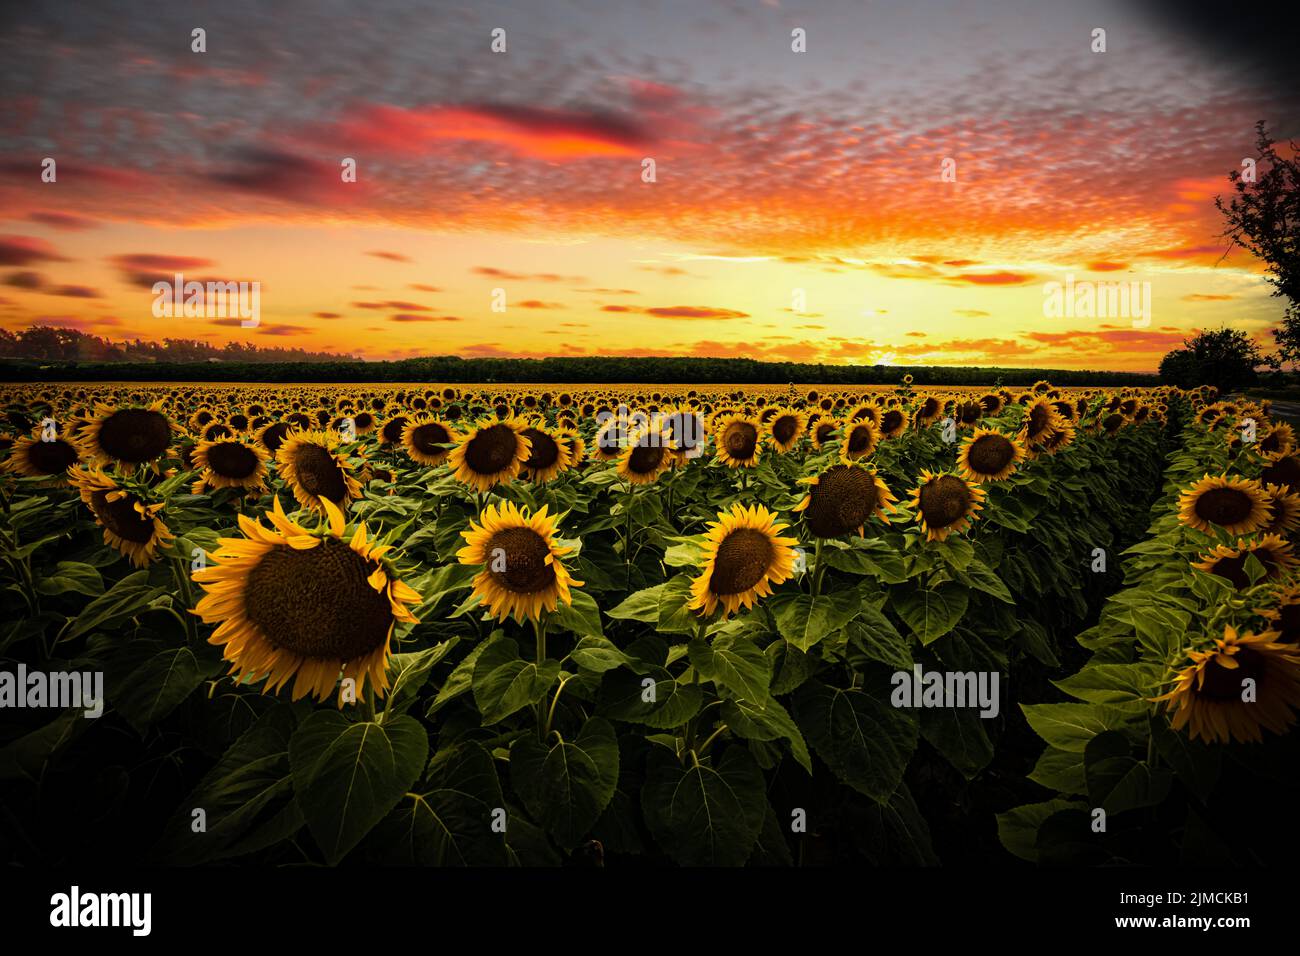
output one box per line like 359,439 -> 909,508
1,0 -> 1295,371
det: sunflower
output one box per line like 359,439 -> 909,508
256,421 -> 292,456
660,407 -> 707,460
193,436 -> 269,492
70,467 -> 174,567
79,402 -> 176,472
957,428 -> 1025,482
688,503 -> 797,618
1021,399 -> 1063,446
379,415 -> 410,447
878,406 -> 909,439
1193,534 -> 1298,589
794,464 -> 896,538
767,408 -> 807,453
618,427 -> 674,485
1260,483 -> 1300,536
192,496 -> 420,704
914,394 -> 944,427
2,431 -> 81,479
456,501 -> 582,622
1260,454 -> 1300,495
810,418 -> 838,450
1152,626 -> 1300,744
909,470 -> 986,542
402,417 -> 459,467
714,414 -> 762,468
447,417 -> 532,493
1261,585 -> 1300,643
276,429 -> 363,513
1177,475 -> 1271,536
519,421 -> 575,484
840,420 -> 880,461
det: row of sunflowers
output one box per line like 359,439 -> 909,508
2,378 -> 1276,866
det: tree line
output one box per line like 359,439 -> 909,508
0,326 -> 358,365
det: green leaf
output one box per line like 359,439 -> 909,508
369,741 -> 509,866
1028,746 -> 1086,795
427,639 -> 489,716
748,801 -> 795,866
289,712 -> 428,865
35,560 -> 104,598
792,677 -> 918,801
569,634 -> 635,674
769,589 -> 862,652
956,559 -> 1014,603
596,666 -> 703,729
1149,715 -> 1220,801
108,640 -> 206,734
641,745 -> 766,866
1053,663 -> 1158,705
844,607 -> 912,671
1084,731 -> 1172,815
154,703 -> 304,864
1020,702 -> 1140,753
384,640 -> 458,717
471,634 -> 560,725
0,707 -> 92,782
997,798 -> 1085,862
548,590 -> 604,637
721,696 -> 811,773
918,703 -> 993,780
688,633 -> 771,703
891,583 -> 968,644
662,534 -> 707,568
68,570 -> 161,639
606,582 -> 666,623
511,717 -> 618,849
842,785 -> 939,866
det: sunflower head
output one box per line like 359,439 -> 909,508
909,470 -> 986,542
767,408 -> 808,453
794,464 -> 896,538
2,430 -> 81,480
689,503 -> 798,618
1177,475 -> 1271,536
957,428 -> 1024,482
714,414 -> 762,468
192,496 -> 420,704
81,402 -> 177,472
456,501 -> 582,622
840,420 -> 880,461
193,436 -> 269,491
618,427 -> 675,485
1152,625 -> 1300,744
1193,534 -> 1298,590
276,429 -> 364,513
449,418 -> 532,492
402,417 -> 459,467
70,467 -> 174,567
519,421 -> 575,484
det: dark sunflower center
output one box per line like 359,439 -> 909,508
724,422 -> 758,459
411,422 -> 451,455
381,417 -> 409,444
289,442 -> 346,502
815,422 -> 836,444
710,527 -> 775,595
205,423 -> 233,442
465,423 -> 520,474
1103,413 -> 1124,432
772,416 -> 799,444
260,422 -> 290,454
919,475 -> 972,529
1028,405 -> 1050,435
97,409 -> 171,463
1208,549 -> 1276,589
25,439 -> 79,474
1198,648 -> 1263,700
882,410 -> 904,433
244,539 -> 393,661
959,402 -> 981,424
921,398 -> 940,418
967,434 -> 1015,475
1261,456 -> 1300,494
807,466 -> 876,538
628,442 -> 665,474
846,424 -> 873,453
1193,487 -> 1253,527
486,527 -> 556,594
522,428 -> 560,470
91,490 -> 156,543
1274,603 -> 1300,643
207,441 -> 259,479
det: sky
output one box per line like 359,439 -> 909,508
0,0 -> 1296,371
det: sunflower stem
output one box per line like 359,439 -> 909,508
170,554 -> 197,643
811,537 -> 827,596
533,616 -> 549,741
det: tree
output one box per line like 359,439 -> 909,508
1158,327 -> 1264,391
1216,121 -> 1300,361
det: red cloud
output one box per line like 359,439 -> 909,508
0,235 -> 70,266
27,211 -> 99,230
1182,293 -> 1235,302
948,271 -> 1038,285
389,314 -> 461,322
367,250 -> 411,263
518,300 -> 564,309
1086,261 -> 1128,272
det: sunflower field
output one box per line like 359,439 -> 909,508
2,379 -> 1298,867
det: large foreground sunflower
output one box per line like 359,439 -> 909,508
909,470 -> 986,542
1178,475 -> 1271,536
448,418 -> 532,492
71,467 -> 174,567
192,496 -> 420,704
689,503 -> 797,618
276,429 -> 363,513
794,464 -> 896,538
1152,626 -> 1300,744
456,501 -> 582,622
